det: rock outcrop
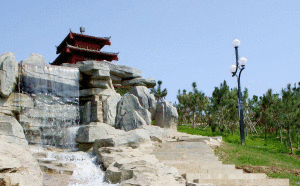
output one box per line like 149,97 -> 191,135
0,113 -> 28,147
102,92 -> 122,126
155,100 -> 178,131
115,94 -> 151,131
0,52 -> 18,98
0,141 -> 43,186
122,77 -> 156,88
93,142 -> 184,185
20,53 -> 47,66
19,62 -> 80,146
129,86 -> 156,119
76,122 -> 151,151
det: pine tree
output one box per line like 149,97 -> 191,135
150,80 -> 167,103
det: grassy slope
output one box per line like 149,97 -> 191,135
178,125 -> 300,186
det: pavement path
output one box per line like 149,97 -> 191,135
152,134 -> 290,186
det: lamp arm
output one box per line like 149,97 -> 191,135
232,46 -> 239,77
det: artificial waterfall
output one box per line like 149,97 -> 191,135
19,63 -> 80,148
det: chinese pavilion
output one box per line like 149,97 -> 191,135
51,27 -> 118,65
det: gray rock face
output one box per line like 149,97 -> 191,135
110,74 -> 122,84
93,143 -> 182,185
140,125 -> 171,143
78,61 -> 110,77
155,100 -> 178,131
0,141 -> 43,186
79,88 -> 116,97
0,113 -> 28,147
0,93 -> 34,116
76,122 -> 122,144
19,64 -> 80,147
115,94 -> 151,131
103,92 -> 122,126
89,79 -> 110,89
106,61 -> 142,79
76,122 -> 150,151
77,60 -> 141,79
122,78 -> 156,88
129,86 -> 156,119
20,53 -> 47,66
0,52 -> 18,98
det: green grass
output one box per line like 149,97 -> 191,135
177,125 -> 300,186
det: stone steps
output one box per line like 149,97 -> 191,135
185,172 -> 267,180
161,160 -> 224,165
167,163 -> 236,171
192,178 -> 289,186
152,140 -> 289,186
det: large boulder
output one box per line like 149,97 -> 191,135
106,62 -> 142,79
140,125 -> 171,143
102,92 -> 122,126
0,141 -> 43,186
78,61 -> 114,90
93,143 -> 182,185
76,122 -> 123,144
76,60 -> 141,79
155,100 -> 178,131
0,113 -> 28,147
129,86 -> 156,120
115,94 -> 151,131
20,53 -> 46,66
122,78 -> 156,88
78,61 -> 110,77
76,122 -> 151,151
0,52 -> 18,98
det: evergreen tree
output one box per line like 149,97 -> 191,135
177,82 -> 207,129
150,80 -> 167,103
280,83 -> 300,154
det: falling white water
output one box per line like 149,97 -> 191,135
20,64 -> 80,148
45,151 -> 119,186
68,154 -> 119,186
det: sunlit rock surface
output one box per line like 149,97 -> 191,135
0,141 -> 43,186
155,100 -> 178,131
0,52 -> 18,98
116,94 -> 151,131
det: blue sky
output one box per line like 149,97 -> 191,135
1,0 -> 299,103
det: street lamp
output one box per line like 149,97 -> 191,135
230,39 -> 247,145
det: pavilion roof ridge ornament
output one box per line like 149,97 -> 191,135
80,26 -> 85,34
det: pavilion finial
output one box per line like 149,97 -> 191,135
80,26 -> 85,34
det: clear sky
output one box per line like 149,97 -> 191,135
1,0 -> 299,103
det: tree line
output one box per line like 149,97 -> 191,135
175,80 -> 300,154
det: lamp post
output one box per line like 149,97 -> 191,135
230,39 -> 247,145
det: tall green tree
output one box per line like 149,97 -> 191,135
260,89 -> 277,140
210,80 -> 231,133
177,82 -> 207,129
280,83 -> 300,154
150,80 -> 167,103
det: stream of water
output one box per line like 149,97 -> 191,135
20,64 -> 80,148
20,64 -> 119,185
